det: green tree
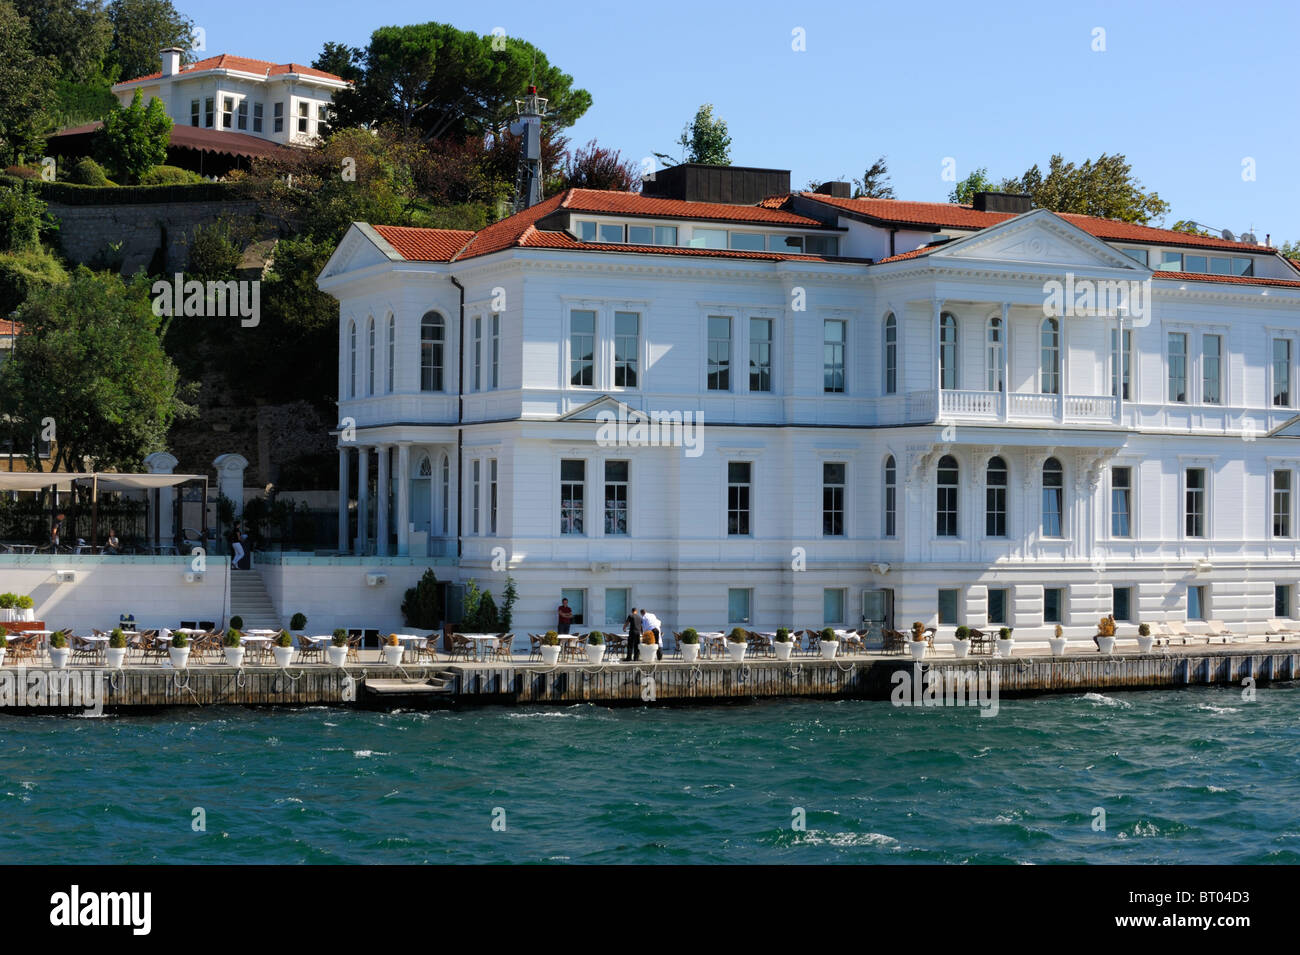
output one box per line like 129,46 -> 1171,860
106,0 -> 193,83
311,41 -> 364,84
0,182 -> 55,253
401,569 -> 442,629
558,139 -> 640,192
501,576 -> 518,630
11,0 -> 112,83
854,156 -> 894,199
0,2 -> 57,164
948,167 -> 999,205
1170,220 -> 1211,236
660,103 -> 731,166
95,88 -> 171,183
0,266 -> 195,471
1000,153 -> 1168,224
1278,239 -> 1300,260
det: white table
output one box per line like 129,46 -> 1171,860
460,633 -> 501,661
21,629 -> 53,651
174,628 -> 206,636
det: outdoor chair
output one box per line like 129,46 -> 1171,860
492,633 -> 515,662
346,632 -> 364,663
841,631 -> 866,655
967,628 -> 991,655
669,632 -> 684,659
802,629 -> 823,656
414,634 -> 441,664
526,633 -> 543,662
140,630 -> 168,665
6,634 -> 38,663
449,633 -> 476,661
296,633 -> 324,664
746,630 -> 773,657
1165,621 -> 1194,644
606,632 -> 627,658
1204,621 -> 1238,644
882,629 -> 907,654
1267,618 -> 1298,638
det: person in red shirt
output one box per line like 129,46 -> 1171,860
557,599 -> 573,634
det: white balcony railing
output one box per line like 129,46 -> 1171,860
935,390 -> 1120,424
939,390 -> 1003,419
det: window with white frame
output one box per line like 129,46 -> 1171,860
708,316 -> 732,391
472,317 -> 482,391
489,459 -> 498,535
988,588 -> 1008,625
823,588 -> 846,625
421,311 -> 445,391
440,454 -> 450,534
1042,457 -> 1064,538
604,460 -> 628,535
1274,338 -> 1292,407
986,456 -> 1008,537
1273,469 -> 1292,538
822,462 -> 845,536
272,101 -> 283,133
471,460 -> 481,535
1167,332 -> 1188,403
1185,467 -> 1207,538
1188,584 -> 1207,621
749,318 -> 772,393
297,101 -> 309,133
386,315 -> 395,393
490,314 -> 500,389
883,313 -> 897,395
939,313 -> 958,390
204,97 -> 215,128
347,320 -> 356,397
1040,318 -> 1061,395
1111,327 -> 1132,400
560,459 -> 584,535
190,99 -> 200,126
938,589 -> 958,625
366,317 -> 375,396
1276,583 -> 1292,618
727,588 -> 752,624
569,310 -> 595,387
986,316 -> 1004,392
606,588 -> 630,626
727,462 -> 751,536
237,99 -> 248,131
884,455 -> 897,537
936,455 -> 959,537
824,319 -> 846,393
221,96 -> 234,129
1111,466 -> 1132,538
252,102 -> 263,133
1044,588 -> 1064,624
1112,586 -> 1133,622
613,312 -> 639,388
1202,334 -> 1222,405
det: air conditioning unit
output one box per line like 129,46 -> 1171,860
365,573 -> 387,586
55,570 -> 75,583
184,571 -> 203,583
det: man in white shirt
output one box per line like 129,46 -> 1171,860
642,610 -> 663,660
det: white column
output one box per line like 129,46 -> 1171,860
337,448 -> 349,552
396,443 -> 411,557
376,444 -> 390,557
357,447 -> 370,554
144,452 -> 179,544
1000,303 -> 1011,422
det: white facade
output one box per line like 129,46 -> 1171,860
318,192 -> 1300,639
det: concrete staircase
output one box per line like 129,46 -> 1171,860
229,568 -> 280,630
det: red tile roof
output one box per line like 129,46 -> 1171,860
562,189 -> 825,226
372,225 -> 474,262
0,319 -> 19,337
518,229 -> 859,263
1152,270 -> 1300,290
118,54 -> 344,86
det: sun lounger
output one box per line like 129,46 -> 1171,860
1203,620 -> 1238,644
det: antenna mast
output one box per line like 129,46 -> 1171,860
510,85 -> 548,212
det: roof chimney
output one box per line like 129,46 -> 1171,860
815,181 -> 851,199
972,191 -> 1033,214
160,47 -> 184,77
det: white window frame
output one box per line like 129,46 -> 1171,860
883,312 -> 898,396
1180,462 -> 1211,540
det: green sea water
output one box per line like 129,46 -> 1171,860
1,685 -> 1298,864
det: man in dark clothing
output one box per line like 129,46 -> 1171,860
557,598 -> 573,634
624,608 -> 642,662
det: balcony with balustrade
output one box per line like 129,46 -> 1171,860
935,388 -> 1120,425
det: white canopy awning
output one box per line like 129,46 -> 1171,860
0,472 -> 92,492
77,474 -> 207,492
0,472 -> 206,492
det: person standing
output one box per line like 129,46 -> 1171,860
557,598 -> 573,634
643,609 -> 663,660
624,606 -> 642,662
229,521 -> 245,571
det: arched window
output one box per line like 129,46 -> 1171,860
1040,318 -> 1061,395
883,313 -> 897,395
936,454 -> 959,537
418,454 -> 432,478
986,316 -> 1004,392
366,317 -> 376,396
386,315 -> 395,393
939,312 -> 958,390
986,456 -> 1008,537
421,311 -> 445,392
347,320 -> 356,398
884,455 -> 897,537
440,453 -> 450,535
1042,457 -> 1064,537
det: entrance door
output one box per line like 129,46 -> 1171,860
862,588 -> 894,642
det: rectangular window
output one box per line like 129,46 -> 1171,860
749,318 -> 772,393
1184,254 -> 1208,273
986,467 -> 1007,537
490,314 -> 500,389
1275,584 -> 1292,619
222,96 -> 234,129
297,101 -> 309,133
561,589 -> 585,626
822,462 -> 845,536
938,589 -> 958,626
1111,466 -> 1132,538
654,225 -> 677,246
884,458 -> 896,538
272,102 -> 283,133
628,225 -> 653,244
252,102 -> 263,133
204,97 -> 215,128
569,310 -> 595,386
1111,328 -> 1132,400
1044,588 -> 1063,624
1185,468 -> 1206,538
707,316 -> 731,391
1233,257 -> 1253,277
605,588 -> 630,627
772,235 -> 803,253
604,460 -> 628,536
691,228 -> 727,249
599,223 -> 625,243
823,588 -> 845,625
884,317 -> 897,395
823,319 -> 845,393
1274,339 -> 1292,407
1122,248 -> 1148,266
727,461 -> 751,536
730,232 -> 765,251
190,99 -> 199,126
1274,469 -> 1292,538
488,459 -> 498,535
1042,471 -> 1063,538
1168,332 -> 1187,403
576,220 -> 596,241
727,588 -> 752,624
472,316 -> 482,391
1188,585 -> 1206,621
613,311 -> 639,388
1112,586 -> 1132,622
237,99 -> 248,130
560,459 -> 585,535
471,460 -> 481,535
804,235 -> 840,256
1202,334 -> 1222,404
987,589 -> 1008,625
1159,251 -> 1182,271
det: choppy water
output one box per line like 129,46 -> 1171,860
2,685 -> 1298,864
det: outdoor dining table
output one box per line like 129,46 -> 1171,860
388,633 -> 428,662
21,630 -> 53,650
8,544 -> 36,554
460,633 -> 504,661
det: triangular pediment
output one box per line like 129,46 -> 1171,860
319,223 -> 399,280
559,395 -> 639,421
928,209 -> 1148,272
1267,415 -> 1300,439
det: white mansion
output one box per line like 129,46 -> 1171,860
317,165 -> 1300,638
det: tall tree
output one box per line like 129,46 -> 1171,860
312,41 -> 364,84
106,0 -> 193,83
95,87 -> 171,182
1000,153 -> 1168,224
0,267 -> 194,471
948,167 -> 999,205
854,156 -> 894,199
659,103 -> 731,166
0,2 -> 56,164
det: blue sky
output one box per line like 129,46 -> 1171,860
187,0 -> 1300,242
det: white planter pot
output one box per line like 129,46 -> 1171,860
585,643 -> 606,664
106,647 -> 127,669
639,643 -> 659,663
1136,634 -> 1155,653
272,646 -> 296,668
1049,637 -> 1068,656
19,608 -> 33,622
996,638 -> 1015,658
0,609 -> 12,622
224,646 -> 246,667
726,642 -> 747,662
680,643 -> 700,663
908,640 -> 927,661
49,647 -> 71,669
951,640 -> 970,659
381,645 -> 404,667
326,646 -> 348,667
168,646 -> 190,669
773,641 -> 793,660
539,645 -> 561,666
1096,636 -> 1116,654
821,640 -> 840,660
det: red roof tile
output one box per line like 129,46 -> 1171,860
118,54 -> 344,86
0,319 -> 20,337
48,121 -> 294,160
1153,270 -> 1300,290
372,225 -> 474,262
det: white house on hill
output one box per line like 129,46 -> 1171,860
317,164 -> 1300,639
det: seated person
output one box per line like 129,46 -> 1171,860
104,529 -> 121,554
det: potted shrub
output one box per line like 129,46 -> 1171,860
640,632 -> 659,663
106,628 -> 127,668
1136,623 -> 1155,653
725,627 -> 748,662
223,628 -> 245,667
774,627 -> 794,660
169,631 -> 190,669
381,633 -> 404,667
0,593 -> 15,622
817,626 -> 838,660
229,615 -> 244,631
680,628 -> 700,663
1049,623 -> 1068,656
272,630 -> 295,667
48,630 -> 71,669
1095,615 -> 1116,654
908,625 -> 928,661
327,629 -> 349,667
996,626 -> 1015,658
16,595 -> 34,622
952,625 -> 971,659
540,631 -> 561,666
289,612 -> 307,633
585,630 -> 606,664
